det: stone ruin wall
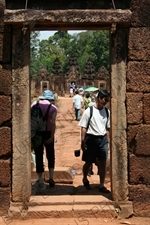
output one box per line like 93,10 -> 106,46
0,0 -> 150,217
127,0 -> 150,216
0,3 -> 11,216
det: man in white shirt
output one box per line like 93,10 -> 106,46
78,90 -> 110,193
73,90 -> 83,121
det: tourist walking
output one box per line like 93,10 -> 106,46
69,85 -> 73,97
78,90 -> 110,193
73,90 -> 83,121
31,90 -> 57,189
84,93 -> 91,109
88,95 -> 96,107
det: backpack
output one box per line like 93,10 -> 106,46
86,106 -> 109,130
31,101 -> 51,149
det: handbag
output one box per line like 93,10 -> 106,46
74,149 -> 80,157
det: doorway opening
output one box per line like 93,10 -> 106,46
30,29 -> 111,197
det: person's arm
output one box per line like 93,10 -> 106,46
106,127 -> 110,152
45,111 -> 57,144
106,128 -> 110,144
81,127 -> 87,151
106,109 -> 110,146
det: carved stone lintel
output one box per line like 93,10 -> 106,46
4,9 -> 132,28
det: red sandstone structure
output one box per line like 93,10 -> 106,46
0,0 -> 150,219
33,55 -> 109,97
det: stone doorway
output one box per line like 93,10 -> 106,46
7,9 -> 131,208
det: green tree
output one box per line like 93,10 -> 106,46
64,30 -> 109,74
30,31 -> 40,78
30,30 -> 110,78
90,30 -> 109,71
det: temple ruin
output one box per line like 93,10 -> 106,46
0,0 -> 150,219
33,54 -> 109,97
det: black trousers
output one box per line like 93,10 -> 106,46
34,131 -> 55,173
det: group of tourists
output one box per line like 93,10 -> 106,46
31,88 -> 110,194
69,82 -> 85,98
72,91 -> 96,121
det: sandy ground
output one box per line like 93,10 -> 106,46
1,216 -> 150,225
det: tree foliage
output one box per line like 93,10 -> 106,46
30,31 -> 40,78
30,30 -> 109,78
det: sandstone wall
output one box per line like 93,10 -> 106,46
0,3 -> 11,216
127,0 -> 150,217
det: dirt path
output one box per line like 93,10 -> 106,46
55,96 -> 82,170
1,216 -> 150,225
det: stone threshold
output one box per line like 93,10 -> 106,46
30,195 -> 113,206
9,204 -> 116,219
9,196 -> 133,219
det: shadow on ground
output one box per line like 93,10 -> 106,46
32,176 -> 112,200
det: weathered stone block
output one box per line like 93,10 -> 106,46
0,32 -> 11,62
127,61 -> 150,92
127,125 -> 140,153
118,201 -> 133,219
0,187 -> 10,216
0,64 -> 12,95
0,24 -> 11,33
143,94 -> 150,124
135,125 -> 150,155
129,155 -> 150,184
0,96 -> 11,125
0,3 -> 4,30
129,184 -> 150,217
0,127 -> 11,156
45,167 -> 73,184
0,159 -> 10,187
126,93 -> 143,124
128,28 -> 150,60
131,0 -> 150,27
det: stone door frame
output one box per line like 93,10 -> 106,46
4,9 -> 132,204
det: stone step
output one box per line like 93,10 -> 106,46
9,196 -> 117,219
31,166 -> 73,184
29,195 -> 113,206
9,196 -> 133,219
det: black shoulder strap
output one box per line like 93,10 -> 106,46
43,104 -> 51,121
105,107 -> 109,119
36,100 -> 39,107
44,104 -> 51,131
86,106 -> 93,130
